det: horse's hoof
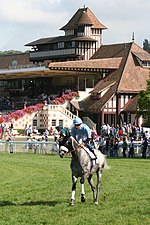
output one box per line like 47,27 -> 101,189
94,201 -> 98,206
69,199 -> 75,206
81,195 -> 86,203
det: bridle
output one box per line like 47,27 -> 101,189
59,135 -> 78,154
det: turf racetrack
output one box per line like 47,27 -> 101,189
0,153 -> 149,225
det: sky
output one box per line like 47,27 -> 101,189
0,0 -> 149,52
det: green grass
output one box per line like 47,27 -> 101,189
0,153 -> 149,225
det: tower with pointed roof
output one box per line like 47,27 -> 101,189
25,6 -> 107,63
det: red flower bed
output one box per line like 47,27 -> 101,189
0,92 -> 79,124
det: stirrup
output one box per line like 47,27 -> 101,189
92,157 -> 98,164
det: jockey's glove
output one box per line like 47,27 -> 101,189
79,143 -> 85,148
83,138 -> 91,146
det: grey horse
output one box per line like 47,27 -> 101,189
59,135 -> 108,206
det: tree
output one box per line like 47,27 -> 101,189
143,39 -> 150,53
137,79 -> 150,126
0,50 -> 23,55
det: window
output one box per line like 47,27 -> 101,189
52,119 -> 56,126
51,44 -> 57,50
128,114 -> 131,124
65,42 -> 73,48
33,119 -> 37,127
77,25 -> 84,33
59,120 -> 63,127
58,42 -> 64,48
142,61 -> 150,67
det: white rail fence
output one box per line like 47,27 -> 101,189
0,141 -> 149,158
0,141 -> 58,154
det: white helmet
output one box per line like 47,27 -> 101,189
73,117 -> 82,125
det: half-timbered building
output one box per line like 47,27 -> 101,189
48,42 -> 150,131
0,6 -> 149,132
25,6 -> 107,63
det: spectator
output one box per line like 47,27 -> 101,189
98,137 -> 104,153
122,137 -> 128,157
128,138 -> 135,158
47,97 -> 52,104
110,124 -> 116,137
141,137 -> 148,158
49,127 -> 54,135
24,124 -> 28,136
109,137 -> 114,157
41,136 -> 47,154
144,130 -> 149,139
118,127 -> 123,138
27,125 -> 32,137
54,126 -> 60,142
113,137 -> 119,157
32,137 -> 39,154
44,129 -> 49,141
105,137 -> 110,155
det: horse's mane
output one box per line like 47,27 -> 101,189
70,136 -> 80,150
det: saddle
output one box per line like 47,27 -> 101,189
83,147 -> 98,164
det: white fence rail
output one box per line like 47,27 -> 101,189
0,141 -> 58,154
0,141 -> 149,158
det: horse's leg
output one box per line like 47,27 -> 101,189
70,175 -> 77,206
80,182 -> 86,203
80,173 -> 89,203
94,169 -> 102,205
87,174 -> 96,203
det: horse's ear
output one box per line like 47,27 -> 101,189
60,146 -> 69,153
70,136 -> 80,149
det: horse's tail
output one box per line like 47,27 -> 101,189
103,155 -> 110,170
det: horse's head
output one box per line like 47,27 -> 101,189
58,130 -> 73,158
59,145 -> 69,158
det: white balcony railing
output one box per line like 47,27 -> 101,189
30,48 -> 76,59
47,105 -> 76,120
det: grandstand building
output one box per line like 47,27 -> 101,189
0,7 -> 150,132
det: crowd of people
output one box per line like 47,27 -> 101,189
97,123 -> 150,158
0,118 -> 150,158
54,119 -> 150,159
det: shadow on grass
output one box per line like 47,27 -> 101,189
21,200 -> 60,206
0,201 -> 16,206
0,200 -> 60,207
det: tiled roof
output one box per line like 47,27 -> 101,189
132,52 -> 150,61
25,35 -> 98,47
25,35 -> 76,46
60,7 -> 107,30
70,101 -> 81,110
118,43 -> 150,93
72,36 -> 97,41
77,10 -> 93,25
80,83 -> 117,112
25,37 -> 57,46
90,80 -> 116,94
91,43 -> 131,59
91,42 -> 150,94
79,42 -> 150,112
118,65 -> 150,93
121,95 -> 138,112
0,53 -> 32,69
49,58 -> 122,70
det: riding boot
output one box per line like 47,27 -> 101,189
90,149 -> 99,164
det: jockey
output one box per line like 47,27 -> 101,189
71,117 -> 97,159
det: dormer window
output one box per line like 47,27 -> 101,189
58,42 -> 64,48
92,93 -> 101,100
142,61 -> 150,68
78,25 -> 84,32
132,52 -> 150,68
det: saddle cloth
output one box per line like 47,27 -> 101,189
83,147 -> 96,160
